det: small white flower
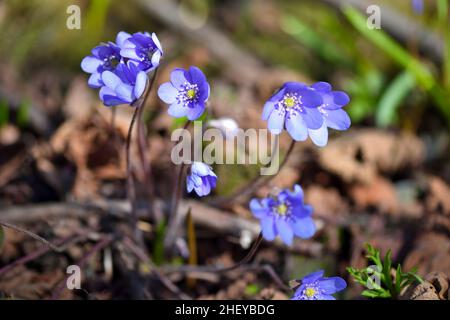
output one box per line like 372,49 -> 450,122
207,117 -> 239,139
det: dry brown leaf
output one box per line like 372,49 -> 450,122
400,280 -> 440,300
404,233 -> 450,276
350,176 -> 399,214
319,129 -> 425,184
426,177 -> 450,215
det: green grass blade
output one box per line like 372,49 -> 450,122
376,71 -> 416,127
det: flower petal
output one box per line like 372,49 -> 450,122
308,122 -> 328,147
151,50 -> 162,69
300,89 -> 322,108
115,84 -> 133,103
325,109 -> 351,131
120,48 -> 140,60
186,103 -> 205,120
170,68 -> 188,90
167,102 -> 187,118
116,31 -> 131,48
292,217 -> 316,239
99,86 -> 125,106
191,162 -> 211,176
311,82 -> 332,92
286,113 -> 308,141
187,66 -> 207,87
152,32 -> 163,53
267,109 -> 285,134
260,218 -> 276,241
250,199 -> 270,219
275,219 -> 294,246
81,56 -> 102,73
302,270 -> 324,284
88,72 -> 103,88
332,91 -> 350,106
301,107 -> 323,129
262,101 -> 275,121
102,71 -> 122,89
158,82 -> 178,104
318,277 -> 347,295
168,102 -> 188,118
133,71 -> 147,100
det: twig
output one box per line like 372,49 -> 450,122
122,237 -> 192,300
0,235 -> 86,277
51,235 -> 113,300
0,221 -> 65,252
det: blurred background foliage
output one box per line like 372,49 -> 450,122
0,0 -> 449,132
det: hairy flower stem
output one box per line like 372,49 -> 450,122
212,138 -> 296,208
126,107 -> 139,232
218,232 -> 263,272
164,121 -> 191,250
136,69 -> 158,208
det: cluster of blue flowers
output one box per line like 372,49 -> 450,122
81,31 -> 163,106
82,31 -> 349,300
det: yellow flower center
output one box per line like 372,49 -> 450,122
284,97 -> 296,108
305,287 -> 316,298
186,89 -> 196,99
277,204 -> 288,215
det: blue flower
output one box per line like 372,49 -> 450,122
411,0 -> 424,14
186,162 -> 217,197
262,82 -> 323,141
158,66 -> 210,120
120,32 -> 163,72
81,32 -> 130,88
99,61 -> 147,106
249,185 -> 315,246
307,82 -> 351,147
291,270 -> 347,300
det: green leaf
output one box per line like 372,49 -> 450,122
0,99 -> 9,128
245,283 -> 261,296
376,71 -> 416,127
152,220 -> 166,266
343,6 -> 435,90
17,100 -> 30,128
281,15 -> 350,66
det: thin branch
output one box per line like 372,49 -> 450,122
122,237 -> 192,300
0,221 -> 65,252
0,235 -> 87,277
51,236 -> 113,300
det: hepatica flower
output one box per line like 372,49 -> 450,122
187,162 -> 217,197
262,81 -> 350,147
262,82 -> 322,141
411,0 -> 424,14
81,32 -> 130,88
158,66 -> 210,120
120,32 -> 163,72
291,270 -> 347,300
250,184 -> 315,246
99,61 -> 147,106
308,82 -> 351,147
